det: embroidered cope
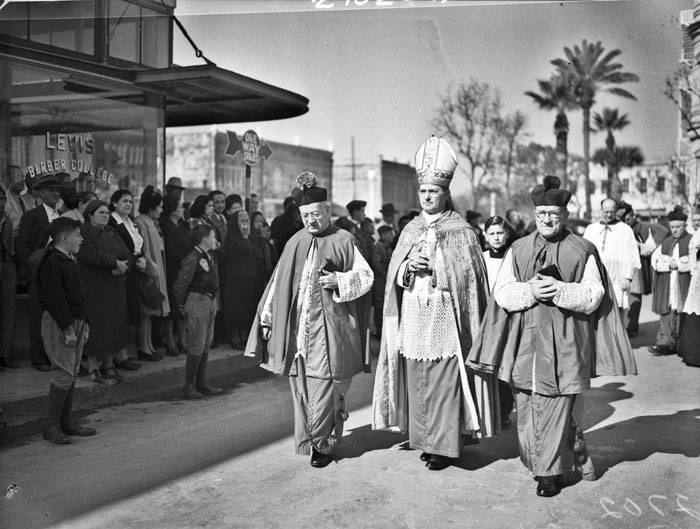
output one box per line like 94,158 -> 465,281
396,212 -> 461,362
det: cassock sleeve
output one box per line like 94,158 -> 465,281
260,268 -> 278,327
677,254 -> 692,273
551,255 -> 605,314
334,245 -> 374,303
493,250 -> 537,312
651,246 -> 669,272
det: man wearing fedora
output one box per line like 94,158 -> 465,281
378,203 -> 398,233
16,173 -> 67,371
164,176 -> 187,204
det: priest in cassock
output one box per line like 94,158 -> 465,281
649,206 -> 693,356
583,198 -> 641,318
372,135 -> 498,472
245,172 -> 373,468
468,175 -> 636,497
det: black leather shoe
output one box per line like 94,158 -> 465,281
419,452 -> 430,462
32,363 -> 51,372
427,455 -> 452,471
310,449 -> 333,468
648,345 -> 672,355
114,358 -> 141,370
536,476 -> 561,497
138,350 -> 159,362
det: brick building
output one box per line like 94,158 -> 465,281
167,127 -> 333,219
333,157 -> 418,220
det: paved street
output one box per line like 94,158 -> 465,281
1,299 -> 699,529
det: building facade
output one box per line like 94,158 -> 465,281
677,5 -> 700,211
167,127 -> 333,219
0,0 -> 308,357
0,0 -> 308,197
333,157 -> 418,220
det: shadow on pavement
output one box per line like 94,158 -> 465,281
335,424 -> 406,461
587,407 -> 700,479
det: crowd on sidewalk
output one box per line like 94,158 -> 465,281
1,141 -> 699,499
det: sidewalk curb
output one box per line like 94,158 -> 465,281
1,349 -> 257,428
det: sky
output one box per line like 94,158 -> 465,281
173,0 -> 693,195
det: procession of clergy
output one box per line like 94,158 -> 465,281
244,134 -> 696,498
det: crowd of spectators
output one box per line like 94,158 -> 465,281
0,169 -> 288,382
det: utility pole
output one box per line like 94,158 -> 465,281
351,135 -> 356,198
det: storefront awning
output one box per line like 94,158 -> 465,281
135,64 -> 309,126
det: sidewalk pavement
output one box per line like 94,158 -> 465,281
0,346 -> 255,428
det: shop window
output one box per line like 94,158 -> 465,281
28,2 -> 95,55
141,11 -> 170,68
109,0 -> 141,63
0,3 -> 29,39
656,176 -> 665,192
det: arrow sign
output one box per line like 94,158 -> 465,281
225,130 -> 242,156
258,142 -> 273,162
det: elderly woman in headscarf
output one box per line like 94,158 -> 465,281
222,210 -> 260,349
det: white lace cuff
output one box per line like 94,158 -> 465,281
552,279 -> 605,315
333,246 -> 374,303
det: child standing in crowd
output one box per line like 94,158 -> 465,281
482,215 -> 511,293
482,215 -> 514,427
38,218 -> 96,444
173,225 -> 223,399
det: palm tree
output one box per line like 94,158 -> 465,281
525,72 -> 577,186
593,107 -> 630,197
551,39 -> 639,219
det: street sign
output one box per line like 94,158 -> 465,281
225,130 -> 273,167
241,129 -> 260,167
224,129 -> 274,213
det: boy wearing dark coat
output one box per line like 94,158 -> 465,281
173,225 -> 223,399
38,217 -> 95,444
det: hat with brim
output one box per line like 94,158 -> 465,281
346,200 -> 367,213
165,177 -> 186,190
380,203 -> 397,215
32,173 -> 67,190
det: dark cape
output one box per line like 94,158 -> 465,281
244,225 -> 371,379
651,232 -> 692,316
467,229 -> 637,392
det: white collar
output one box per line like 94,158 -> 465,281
111,212 -> 129,225
43,203 -> 58,215
421,210 -> 443,225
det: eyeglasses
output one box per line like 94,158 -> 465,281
534,210 -> 562,220
301,211 -> 323,221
